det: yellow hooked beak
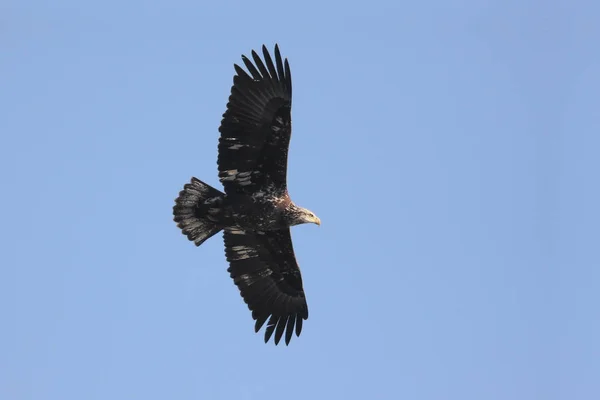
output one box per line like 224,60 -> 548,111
314,216 -> 321,226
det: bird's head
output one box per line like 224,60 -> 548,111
286,205 -> 321,227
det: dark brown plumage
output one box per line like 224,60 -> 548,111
173,44 -> 320,345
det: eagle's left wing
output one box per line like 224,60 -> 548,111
217,44 -> 293,196
223,227 -> 308,345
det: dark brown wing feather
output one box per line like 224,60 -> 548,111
217,44 -> 293,195
223,227 -> 308,345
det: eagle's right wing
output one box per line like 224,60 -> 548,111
223,227 -> 308,345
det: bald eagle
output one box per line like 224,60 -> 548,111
173,44 -> 320,345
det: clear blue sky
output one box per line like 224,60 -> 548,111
2,1 -> 598,399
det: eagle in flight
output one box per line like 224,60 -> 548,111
173,44 -> 320,345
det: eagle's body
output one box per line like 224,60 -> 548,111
173,44 -> 320,346
196,190 -> 311,231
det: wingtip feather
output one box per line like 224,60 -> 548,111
274,316 -> 287,345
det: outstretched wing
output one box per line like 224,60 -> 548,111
217,44 -> 293,195
223,227 -> 308,345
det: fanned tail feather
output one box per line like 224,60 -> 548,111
173,177 -> 225,246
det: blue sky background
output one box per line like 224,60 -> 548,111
2,1 -> 598,399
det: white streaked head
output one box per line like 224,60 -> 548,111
286,205 -> 321,227
301,209 -> 321,226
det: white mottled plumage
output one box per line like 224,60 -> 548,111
226,227 -> 246,235
220,169 -> 254,185
230,245 -> 257,260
